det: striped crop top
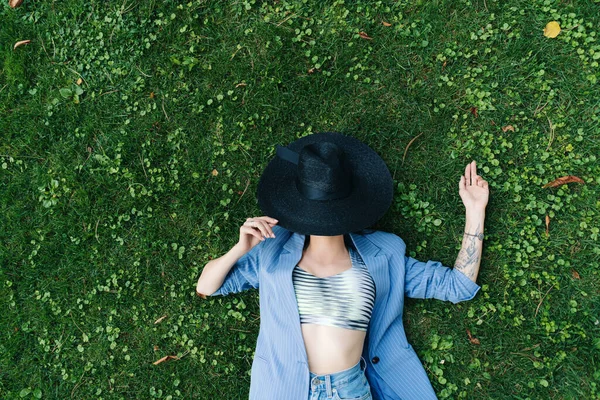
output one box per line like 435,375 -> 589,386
292,246 -> 376,331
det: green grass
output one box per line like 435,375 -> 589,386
1,0 -> 599,398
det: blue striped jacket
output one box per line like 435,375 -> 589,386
209,225 -> 480,399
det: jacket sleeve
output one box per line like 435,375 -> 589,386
404,256 -> 480,303
391,233 -> 480,303
208,241 -> 262,297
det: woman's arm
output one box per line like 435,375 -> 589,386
453,210 -> 485,282
453,161 -> 489,283
196,216 -> 278,297
196,243 -> 254,298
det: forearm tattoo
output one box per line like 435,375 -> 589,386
454,224 -> 482,279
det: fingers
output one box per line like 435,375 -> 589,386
251,216 -> 279,228
254,216 -> 279,226
470,160 -> 477,183
461,161 -> 489,191
244,217 -> 277,239
473,175 -> 489,190
257,219 -> 275,238
464,162 -> 471,185
464,161 -> 479,185
244,219 -> 270,239
240,225 -> 264,241
459,175 -> 466,191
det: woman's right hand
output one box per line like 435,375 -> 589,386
237,216 -> 278,253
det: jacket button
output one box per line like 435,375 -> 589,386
372,356 -> 380,364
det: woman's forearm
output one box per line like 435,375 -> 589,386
196,243 -> 248,298
453,210 -> 485,282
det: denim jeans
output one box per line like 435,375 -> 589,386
308,357 -> 372,400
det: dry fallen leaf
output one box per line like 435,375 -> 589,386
9,0 -> 23,8
149,91 -> 155,99
76,78 -> 83,85
153,355 -> 179,365
543,21 -> 561,38
470,107 -> 478,118
466,329 -> 481,345
502,125 -> 515,132
545,215 -> 550,236
358,31 -> 373,40
382,21 -> 392,27
571,269 -> 581,280
13,40 -> 31,50
154,315 -> 167,324
542,175 -> 585,189
153,345 -> 159,351
211,169 -> 218,177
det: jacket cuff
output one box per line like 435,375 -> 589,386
453,268 -> 481,301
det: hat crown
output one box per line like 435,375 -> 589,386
297,142 -> 352,200
258,131 -> 393,236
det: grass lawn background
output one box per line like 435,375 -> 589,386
1,0 -> 599,398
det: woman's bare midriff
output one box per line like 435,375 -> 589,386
301,323 -> 366,375
297,245 -> 366,374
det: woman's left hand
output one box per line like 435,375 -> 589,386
459,161 -> 489,213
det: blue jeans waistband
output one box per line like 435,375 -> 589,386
309,357 -> 366,390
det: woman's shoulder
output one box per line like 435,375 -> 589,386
357,229 -> 402,241
355,229 -> 408,253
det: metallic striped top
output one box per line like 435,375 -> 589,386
292,247 -> 376,331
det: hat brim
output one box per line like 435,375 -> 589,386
257,132 -> 393,236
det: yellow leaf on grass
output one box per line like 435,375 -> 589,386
543,21 -> 561,38
13,40 -> 31,50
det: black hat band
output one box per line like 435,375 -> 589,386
276,144 -> 353,201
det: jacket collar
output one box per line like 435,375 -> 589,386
349,231 -> 383,258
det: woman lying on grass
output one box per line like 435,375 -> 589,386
196,132 -> 489,400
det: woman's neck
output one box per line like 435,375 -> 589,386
304,234 -> 347,264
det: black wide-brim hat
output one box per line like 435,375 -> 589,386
257,132 -> 393,236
